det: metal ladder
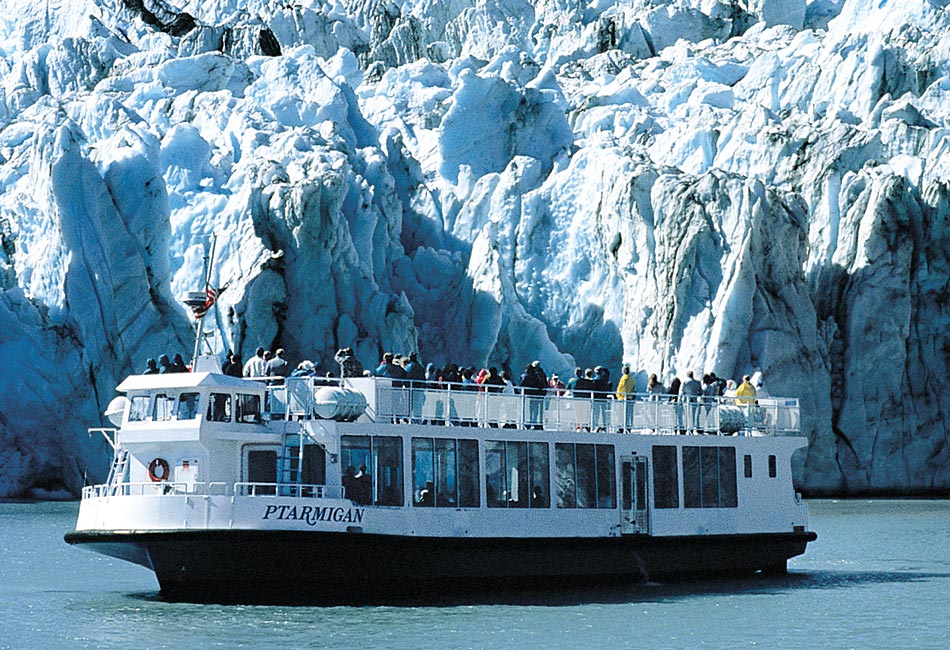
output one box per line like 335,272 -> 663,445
277,424 -> 308,497
106,448 -> 130,496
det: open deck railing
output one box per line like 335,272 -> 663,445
264,377 -> 800,436
81,481 -> 346,500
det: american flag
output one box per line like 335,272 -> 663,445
191,285 -> 221,320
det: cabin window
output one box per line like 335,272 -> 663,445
341,435 -> 403,506
207,393 -> 232,422
235,393 -> 262,424
652,445 -> 679,509
555,443 -> 616,509
128,395 -> 150,422
152,393 -> 175,421
744,454 -> 753,478
412,437 -> 479,508
177,392 -> 199,420
245,448 -> 277,495
683,447 -> 738,508
768,455 -> 777,478
485,441 -> 549,509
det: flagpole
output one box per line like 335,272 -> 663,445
191,234 -> 218,367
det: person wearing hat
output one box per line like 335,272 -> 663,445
291,360 -> 316,377
143,358 -> 159,375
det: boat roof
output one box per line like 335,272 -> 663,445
117,372 -> 265,393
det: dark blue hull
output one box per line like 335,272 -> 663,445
65,529 -> 816,604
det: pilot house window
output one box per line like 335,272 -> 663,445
412,437 -> 479,508
128,395 -> 149,422
235,394 -> 262,424
207,393 -> 231,422
177,393 -> 199,420
152,394 -> 175,421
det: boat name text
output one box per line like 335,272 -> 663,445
262,504 -> 364,525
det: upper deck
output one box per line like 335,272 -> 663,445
270,376 -> 800,437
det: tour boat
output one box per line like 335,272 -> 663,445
65,359 -> 816,603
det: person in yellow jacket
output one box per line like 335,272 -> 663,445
616,366 -> 636,431
735,374 -> 757,405
615,366 -> 636,400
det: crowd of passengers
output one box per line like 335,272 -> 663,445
144,346 -> 764,409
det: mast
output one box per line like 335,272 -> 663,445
185,234 -> 218,368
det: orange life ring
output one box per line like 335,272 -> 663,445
148,458 -> 170,482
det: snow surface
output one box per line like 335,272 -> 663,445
0,0 -> 948,496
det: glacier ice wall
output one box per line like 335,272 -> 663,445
0,0 -> 947,496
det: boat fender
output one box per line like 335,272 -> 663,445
148,458 -> 170,482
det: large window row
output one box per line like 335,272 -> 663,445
248,437 -> 746,512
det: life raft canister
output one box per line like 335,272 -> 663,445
148,458 -> 170,482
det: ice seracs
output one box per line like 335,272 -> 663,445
0,0 -> 948,497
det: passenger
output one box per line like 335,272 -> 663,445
418,480 -> 435,506
646,373 -> 665,400
403,352 -> 426,385
680,370 -> 703,433
333,347 -> 363,378
566,367 -> 582,395
403,353 -> 426,423
143,358 -> 159,375
500,370 -> 517,428
171,353 -> 188,373
243,347 -> 267,378
158,354 -> 174,374
220,352 -> 232,374
735,374 -> 757,405
592,366 -> 611,431
484,366 -> 505,393
222,351 -> 242,377
548,373 -> 565,397
751,371 -> 769,398
500,370 -> 515,394
724,379 -> 737,398
520,361 -> 548,430
266,348 -> 291,378
375,352 -> 406,381
668,376 -> 681,401
342,465 -> 357,501
352,464 -> 372,505
574,368 -> 594,399
615,366 -> 635,431
531,485 -> 545,508
291,360 -> 316,377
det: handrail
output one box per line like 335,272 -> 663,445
81,481 -> 346,500
259,376 -> 799,436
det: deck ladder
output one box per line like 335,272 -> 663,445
277,424 -> 309,497
106,448 -> 130,496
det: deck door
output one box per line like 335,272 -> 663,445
620,455 -> 649,534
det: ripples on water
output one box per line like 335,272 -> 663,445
2,500 -> 948,649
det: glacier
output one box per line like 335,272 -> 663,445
0,0 -> 948,497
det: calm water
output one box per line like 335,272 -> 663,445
2,500 -> 949,649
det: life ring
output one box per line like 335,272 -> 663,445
148,458 -> 170,482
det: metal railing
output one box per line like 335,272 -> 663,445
363,382 -> 799,436
257,377 -> 799,435
82,481 -> 346,500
